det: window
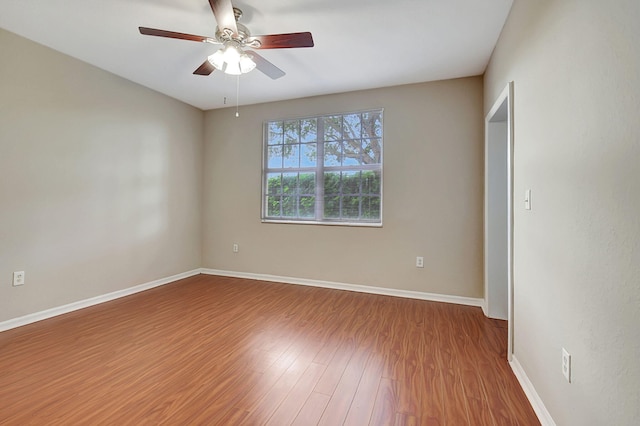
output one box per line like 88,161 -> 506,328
262,109 -> 383,225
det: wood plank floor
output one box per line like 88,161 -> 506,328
0,275 -> 539,425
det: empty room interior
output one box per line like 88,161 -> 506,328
1,1 -> 638,425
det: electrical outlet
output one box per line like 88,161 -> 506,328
416,256 -> 424,268
13,271 -> 25,287
562,348 -> 571,383
233,243 -> 239,253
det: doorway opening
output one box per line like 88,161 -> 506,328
484,82 -> 514,360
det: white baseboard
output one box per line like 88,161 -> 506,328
481,300 -> 489,317
200,268 -> 484,308
510,355 -> 556,426
1,268 -> 484,332
0,269 -> 201,333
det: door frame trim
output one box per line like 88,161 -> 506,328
484,81 -> 515,360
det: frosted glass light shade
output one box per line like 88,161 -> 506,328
225,60 -> 242,75
208,50 -> 225,70
239,54 -> 256,73
223,45 -> 241,63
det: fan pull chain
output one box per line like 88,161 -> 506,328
235,75 -> 240,118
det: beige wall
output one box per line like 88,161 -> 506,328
203,77 -> 484,297
485,1 -> 640,424
0,29 -> 204,322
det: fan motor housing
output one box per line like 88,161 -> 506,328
216,22 -> 251,43
215,7 -> 251,43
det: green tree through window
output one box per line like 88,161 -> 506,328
263,109 -> 383,224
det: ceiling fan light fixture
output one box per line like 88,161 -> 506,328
209,43 -> 255,76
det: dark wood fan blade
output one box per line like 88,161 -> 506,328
249,51 -> 286,80
248,32 -> 314,49
208,0 -> 238,37
193,60 -> 216,76
139,27 -> 213,43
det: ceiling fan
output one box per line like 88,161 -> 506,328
139,0 -> 314,80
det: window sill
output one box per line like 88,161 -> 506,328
261,219 -> 382,228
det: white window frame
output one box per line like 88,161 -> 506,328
261,109 -> 383,227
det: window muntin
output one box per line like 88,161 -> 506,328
263,109 -> 383,225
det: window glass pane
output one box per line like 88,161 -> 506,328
299,173 -> 315,195
283,145 -> 300,168
282,196 -> 296,217
300,143 -> 317,167
362,111 -> 382,138
342,196 -> 360,219
300,119 -> 317,142
299,196 -> 315,217
324,196 -> 340,218
324,172 -> 341,195
362,171 -> 381,194
323,116 -> 342,141
361,196 -> 381,219
342,141 -> 361,166
282,173 -> 298,194
267,196 -> 281,216
267,173 -> 282,195
284,120 -> 299,144
362,138 -> 382,164
324,142 -> 340,166
263,109 -> 382,224
343,114 -> 361,139
341,171 -> 361,194
268,146 -> 283,168
268,121 -> 283,145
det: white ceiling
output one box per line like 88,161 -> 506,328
0,0 -> 513,111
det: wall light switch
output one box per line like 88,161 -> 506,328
562,348 -> 571,383
13,271 -> 25,287
525,189 -> 532,210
